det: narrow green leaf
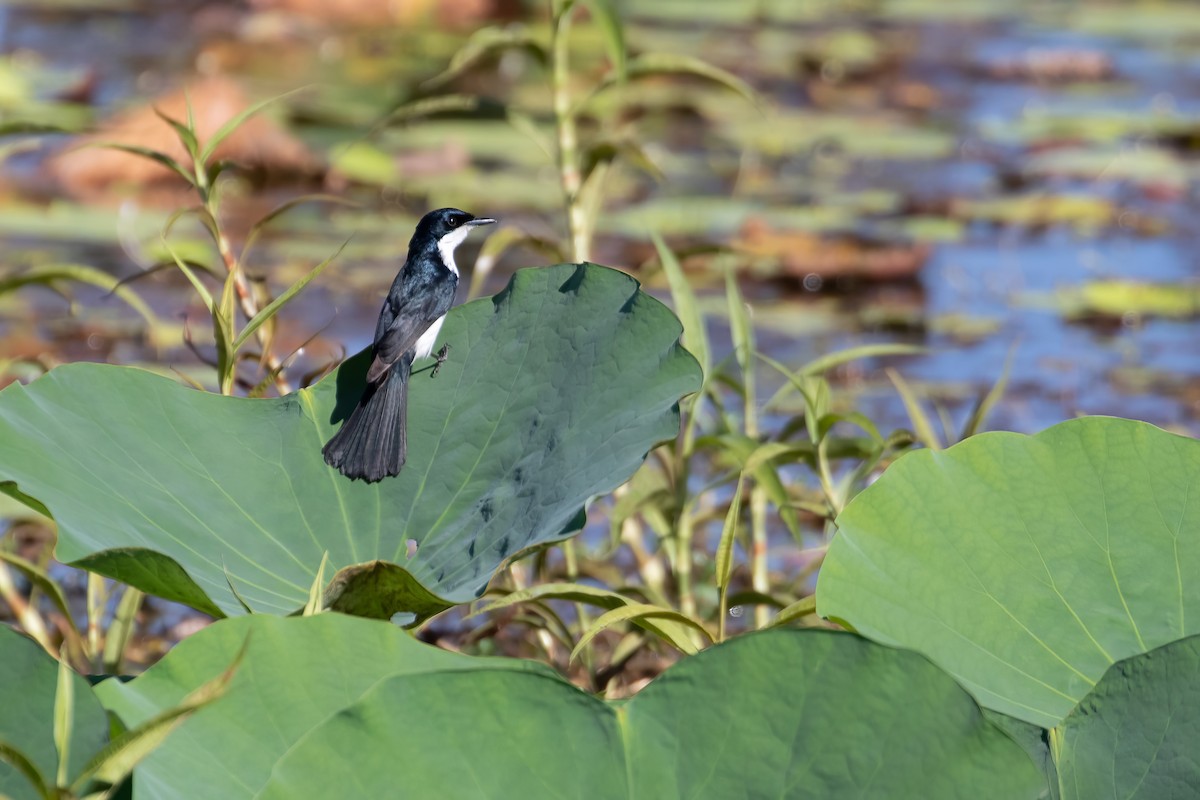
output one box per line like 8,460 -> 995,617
53,654 -> 74,787
798,343 -> 925,377
804,378 -> 831,442
231,238 -> 348,355
715,474 -> 745,593
153,107 -> 198,162
741,442 -> 808,474
241,195 -> 357,266
92,142 -> 194,186
102,586 -> 143,676
653,233 -> 709,378
0,263 -> 163,336
160,236 -> 215,312
770,595 -> 817,627
760,344 -> 924,410
960,344 -> 1016,439
750,460 -> 802,540
110,258 -> 220,294
0,551 -> 76,639
580,0 -> 626,79
726,589 -> 789,609
0,740 -> 51,799
303,552 -> 329,616
421,27 -> 547,91
724,266 -> 754,374
198,87 -> 307,165
571,603 -> 711,661
504,109 -> 553,157
475,582 -> 633,615
585,52 -> 763,111
222,559 -> 256,614
74,637 -> 246,790
818,411 -> 884,445
479,582 -> 705,649
467,226 -> 565,300
887,368 -> 943,451
366,94 -> 485,143
86,573 -> 107,665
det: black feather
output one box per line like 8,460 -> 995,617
321,208 -> 493,482
322,358 -> 410,483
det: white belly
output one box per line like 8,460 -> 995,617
413,314 -> 445,359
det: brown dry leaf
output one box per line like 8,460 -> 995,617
49,76 -> 320,198
735,218 -> 929,283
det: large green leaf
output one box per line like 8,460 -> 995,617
818,417 -> 1200,728
1054,633 -> 1200,800
0,264 -> 700,621
97,615 -> 1044,799
94,614 -> 551,799
0,627 -> 109,800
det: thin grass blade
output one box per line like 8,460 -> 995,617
887,368 -> 944,450
231,238 -> 348,354
571,603 -> 711,661
91,142 -> 194,186
960,344 -> 1017,439
303,552 -> 329,616
73,636 -> 247,791
101,587 -> 143,675
53,653 -> 74,787
769,595 -> 817,627
653,233 -> 709,378
0,740 -> 52,798
580,0 -> 626,79
198,87 -> 308,165
152,107 -> 199,162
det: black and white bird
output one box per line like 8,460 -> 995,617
323,208 -> 495,482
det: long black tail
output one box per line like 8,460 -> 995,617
322,363 -> 409,483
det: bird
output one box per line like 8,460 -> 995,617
322,208 -> 495,482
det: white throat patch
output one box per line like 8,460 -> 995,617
437,226 -> 473,277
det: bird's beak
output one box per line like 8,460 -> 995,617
467,217 -> 497,226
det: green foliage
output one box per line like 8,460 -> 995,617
0,264 -> 700,622
96,613 -> 1044,800
0,624 -> 232,800
0,626 -> 108,800
819,416 -> 1200,729
1052,634 -> 1200,799
102,91 -> 342,396
402,0 -> 761,263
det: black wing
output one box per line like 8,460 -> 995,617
366,265 -> 456,384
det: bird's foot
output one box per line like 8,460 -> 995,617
431,344 -> 452,378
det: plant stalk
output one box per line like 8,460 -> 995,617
551,1 -> 589,262
210,220 -> 292,396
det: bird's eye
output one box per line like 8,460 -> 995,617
448,216 -> 461,228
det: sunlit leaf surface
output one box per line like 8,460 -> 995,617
0,627 -> 109,800
1054,634 -> 1200,800
96,614 -> 1045,800
819,417 -> 1200,728
0,264 -> 701,621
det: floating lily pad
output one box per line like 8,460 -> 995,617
1058,280 -> 1200,321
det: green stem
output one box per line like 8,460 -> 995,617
551,0 -> 588,262
741,348 -> 770,628
750,485 -> 769,628
676,509 -> 695,618
103,586 -> 143,675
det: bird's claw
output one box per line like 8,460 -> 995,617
431,344 -> 451,378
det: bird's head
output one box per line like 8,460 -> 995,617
413,208 -> 496,258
